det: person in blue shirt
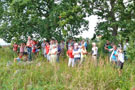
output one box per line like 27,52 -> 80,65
109,45 -> 118,65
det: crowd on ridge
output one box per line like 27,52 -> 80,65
13,36 -> 129,75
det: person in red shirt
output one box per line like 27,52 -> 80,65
32,40 -> 37,54
45,42 -> 50,61
67,45 -> 74,67
13,43 -> 18,53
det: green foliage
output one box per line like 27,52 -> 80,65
0,47 -> 135,89
0,0 -> 89,42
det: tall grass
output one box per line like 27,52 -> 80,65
0,47 -> 135,90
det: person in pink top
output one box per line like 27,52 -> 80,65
19,43 -> 24,56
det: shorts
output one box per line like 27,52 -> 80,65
111,59 -> 117,65
118,61 -> 124,69
47,54 -> 50,61
23,52 -> 28,55
36,49 -> 40,52
74,58 -> 80,62
16,58 -> 21,62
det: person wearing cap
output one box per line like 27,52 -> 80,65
73,43 -> 81,65
92,42 -> 98,66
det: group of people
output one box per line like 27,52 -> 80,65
104,40 -> 129,74
13,36 -> 129,74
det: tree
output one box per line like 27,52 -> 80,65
0,0 -> 89,42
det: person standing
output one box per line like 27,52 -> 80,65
104,40 -> 113,57
67,45 -> 74,67
84,41 -> 88,50
91,42 -> 98,66
41,40 -> 46,56
36,41 -> 41,56
26,36 -> 32,61
45,42 -> 50,61
57,44 -> 61,62
123,40 -> 129,60
32,40 -> 37,56
109,45 -> 118,65
19,43 -> 24,56
117,48 -> 125,75
73,43 -> 81,65
13,43 -> 18,53
80,45 -> 87,65
49,45 -> 58,65
60,40 -> 65,56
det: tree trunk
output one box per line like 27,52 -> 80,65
112,25 -> 118,36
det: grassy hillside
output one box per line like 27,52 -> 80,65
0,47 -> 135,90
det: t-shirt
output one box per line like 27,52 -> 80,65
32,45 -> 36,53
73,49 -> 81,58
124,43 -> 129,51
32,41 -> 37,45
92,47 -> 98,55
118,53 -> 124,63
57,45 -> 61,55
60,43 -> 65,49
45,45 -> 50,54
41,42 -> 46,48
37,42 -> 41,49
67,49 -> 74,58
27,40 -> 32,47
108,45 -> 113,53
68,43 -> 72,49
20,46 -> 24,53
84,42 -> 87,48
111,50 -> 118,61
50,48 -> 57,55
13,44 -> 18,51
24,46 -> 27,52
81,49 -> 87,57
78,45 -> 82,49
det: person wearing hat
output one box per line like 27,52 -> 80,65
73,43 -> 81,65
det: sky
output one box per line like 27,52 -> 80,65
0,15 -> 98,45
78,15 -> 98,38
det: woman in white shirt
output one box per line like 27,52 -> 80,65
49,45 -> 58,65
92,42 -> 98,60
73,43 -> 81,65
91,42 -> 98,66
118,48 -> 124,75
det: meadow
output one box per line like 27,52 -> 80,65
0,47 -> 135,90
